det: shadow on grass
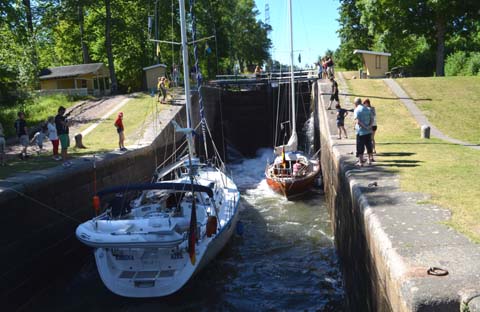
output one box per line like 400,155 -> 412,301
377,152 -> 416,157
0,155 -> 59,179
341,92 -> 432,102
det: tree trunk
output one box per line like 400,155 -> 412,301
435,15 -> 446,77
22,0 -> 34,34
105,0 -> 118,93
78,3 -> 91,64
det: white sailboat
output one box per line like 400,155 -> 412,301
265,0 -> 320,199
75,0 -> 240,297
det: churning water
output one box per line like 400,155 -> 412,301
29,150 -> 344,311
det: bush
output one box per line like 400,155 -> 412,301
465,52 -> 480,76
0,94 -> 78,137
445,51 -> 468,76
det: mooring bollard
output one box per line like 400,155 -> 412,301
75,133 -> 86,148
421,125 -> 430,139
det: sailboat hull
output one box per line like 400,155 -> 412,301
266,168 -> 319,199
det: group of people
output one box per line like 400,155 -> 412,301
0,106 -> 128,169
331,94 -> 377,167
317,56 -> 335,80
2,107 -> 72,167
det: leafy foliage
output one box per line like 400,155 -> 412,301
335,0 -> 480,76
0,0 -> 271,97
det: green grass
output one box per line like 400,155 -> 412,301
346,78 -> 480,242
0,93 -> 166,179
0,94 -> 82,137
396,76 -> 480,145
72,93 -> 166,155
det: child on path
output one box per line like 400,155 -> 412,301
157,77 -> 167,104
30,123 -> 48,154
47,116 -> 60,160
0,123 -> 6,166
14,111 -> 28,159
114,112 -> 126,151
336,103 -> 352,139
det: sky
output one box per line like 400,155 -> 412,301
254,0 -> 341,68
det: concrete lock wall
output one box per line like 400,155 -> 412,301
0,89 -> 218,309
314,79 -> 480,312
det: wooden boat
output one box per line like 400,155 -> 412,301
265,0 -> 320,199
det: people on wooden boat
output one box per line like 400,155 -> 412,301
292,159 -> 304,176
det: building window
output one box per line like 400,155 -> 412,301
375,55 -> 381,69
81,80 -> 87,88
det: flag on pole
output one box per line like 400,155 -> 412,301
188,195 -> 197,265
156,43 -> 160,57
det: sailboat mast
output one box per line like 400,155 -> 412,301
178,0 -> 195,158
288,0 -> 296,135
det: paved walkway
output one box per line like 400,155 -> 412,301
383,78 -> 480,151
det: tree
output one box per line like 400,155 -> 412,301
104,0 -> 117,93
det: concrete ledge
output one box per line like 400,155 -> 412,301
315,81 -> 480,311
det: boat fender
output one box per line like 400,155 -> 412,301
206,216 -> 217,237
236,221 -> 244,236
93,195 -> 101,215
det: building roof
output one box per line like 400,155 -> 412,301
143,64 -> 167,71
353,49 -> 391,57
39,63 -> 106,80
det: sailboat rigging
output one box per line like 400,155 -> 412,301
265,0 -> 320,199
75,0 -> 240,297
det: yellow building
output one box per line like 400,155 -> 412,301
39,63 -> 111,96
353,50 -> 391,78
143,64 -> 167,91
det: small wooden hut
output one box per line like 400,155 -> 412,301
353,50 -> 391,78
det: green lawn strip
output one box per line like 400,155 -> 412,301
0,93 -> 165,179
0,94 -> 83,137
346,78 -> 480,242
71,93 -> 166,155
396,76 -> 480,145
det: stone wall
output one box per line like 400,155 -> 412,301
0,89 -> 216,310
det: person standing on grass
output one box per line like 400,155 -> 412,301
14,111 -> 28,160
363,98 -> 377,155
353,97 -> 374,166
327,77 -> 339,110
114,112 -> 126,151
0,122 -> 6,166
336,103 -> 352,139
47,116 -> 60,160
55,106 -> 72,167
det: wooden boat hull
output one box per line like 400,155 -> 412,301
265,164 -> 320,199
